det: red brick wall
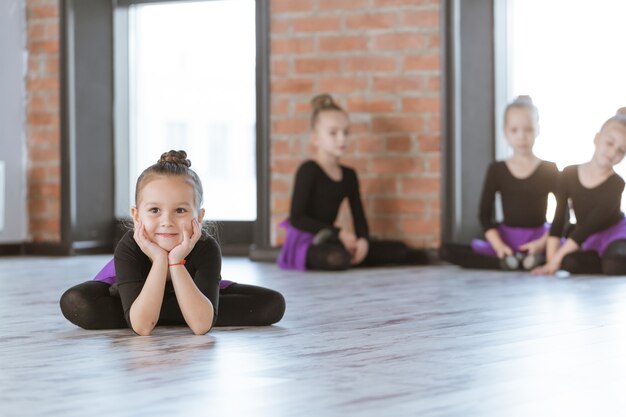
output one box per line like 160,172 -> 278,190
22,0 -> 442,248
25,0 -> 61,242
270,0 -> 441,248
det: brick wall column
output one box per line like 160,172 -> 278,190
25,0 -> 61,242
270,0 -> 442,248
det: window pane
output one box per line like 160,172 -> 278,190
506,0 -> 626,211
129,0 -> 256,220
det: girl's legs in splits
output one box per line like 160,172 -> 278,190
439,243 -> 501,270
215,283 -> 286,326
60,281 -> 286,329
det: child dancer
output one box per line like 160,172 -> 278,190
532,108 -> 626,275
441,96 -> 559,270
278,94 -> 429,271
60,150 -> 285,334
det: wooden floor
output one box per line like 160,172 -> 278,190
2,256 -> 626,417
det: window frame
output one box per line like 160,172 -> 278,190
61,0 -> 270,255
441,0 -> 497,245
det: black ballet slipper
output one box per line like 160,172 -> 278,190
312,228 -> 336,245
407,249 -> 431,265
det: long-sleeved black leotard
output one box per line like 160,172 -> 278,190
549,164 -> 625,244
289,160 -> 368,239
114,230 -> 222,328
284,160 -> 428,270
479,160 -> 559,232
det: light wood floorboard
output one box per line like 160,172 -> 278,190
2,256 -> 626,416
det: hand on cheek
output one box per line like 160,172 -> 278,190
134,220 -> 167,262
168,218 -> 201,264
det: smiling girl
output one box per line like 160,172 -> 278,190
61,151 -> 285,334
532,108 -> 626,275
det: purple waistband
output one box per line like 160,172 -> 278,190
472,223 -> 550,257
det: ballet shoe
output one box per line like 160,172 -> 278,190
312,228 -> 335,245
500,254 -> 521,270
522,253 -> 545,270
407,249 -> 430,265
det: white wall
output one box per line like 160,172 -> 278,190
0,0 -> 28,243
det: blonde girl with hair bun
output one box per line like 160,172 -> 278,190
278,94 -> 429,271
533,108 -> 626,275
441,96 -> 559,271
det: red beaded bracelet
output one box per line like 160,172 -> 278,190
168,260 -> 186,267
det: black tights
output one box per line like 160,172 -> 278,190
440,240 -> 626,275
561,239 -> 626,275
439,243 -> 501,270
60,281 -> 286,330
305,239 -> 430,271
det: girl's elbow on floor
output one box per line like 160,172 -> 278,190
190,323 -> 212,336
190,313 -> 214,335
131,320 -> 156,336
133,327 -> 153,336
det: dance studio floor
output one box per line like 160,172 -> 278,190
2,255 -> 626,417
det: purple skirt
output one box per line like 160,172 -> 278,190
581,217 -> 626,256
471,224 -> 550,257
92,258 -> 234,289
277,220 -> 314,271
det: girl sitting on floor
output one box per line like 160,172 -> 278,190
441,96 -> 559,270
532,108 -> 626,275
61,150 -> 285,334
277,94 -> 429,271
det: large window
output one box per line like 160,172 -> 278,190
59,0 -> 267,253
501,0 -> 626,210
120,0 -> 257,221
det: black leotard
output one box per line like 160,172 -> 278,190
289,160 -> 369,238
549,165 -> 625,245
114,230 -> 221,328
479,160 -> 559,231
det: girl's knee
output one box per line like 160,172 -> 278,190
602,257 -> 626,275
561,251 -> 602,274
560,254 -> 577,272
326,250 -> 351,270
60,287 -> 85,314
59,287 -> 89,326
604,239 -> 626,258
600,240 -> 626,275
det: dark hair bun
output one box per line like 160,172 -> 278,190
158,150 -> 191,168
311,93 -> 338,111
